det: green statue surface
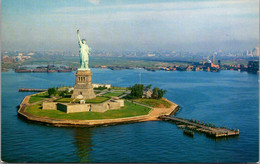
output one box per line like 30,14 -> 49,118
77,30 -> 91,70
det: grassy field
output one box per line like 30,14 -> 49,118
103,92 -> 124,97
25,101 -> 151,120
85,96 -> 110,103
94,90 -> 102,94
29,92 -> 49,103
134,98 -> 171,108
110,86 -> 128,90
54,98 -> 74,103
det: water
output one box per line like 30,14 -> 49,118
1,69 -> 259,163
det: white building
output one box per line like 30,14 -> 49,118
92,83 -> 111,89
252,47 -> 259,56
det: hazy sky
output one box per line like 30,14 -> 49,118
1,0 -> 259,52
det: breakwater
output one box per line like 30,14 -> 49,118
18,88 -> 47,92
159,115 -> 239,138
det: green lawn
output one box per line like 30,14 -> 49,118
103,92 -> 124,97
25,101 -> 151,120
54,96 -> 110,103
110,86 -> 128,90
85,96 -> 110,103
94,90 -> 102,94
28,92 -> 49,103
134,98 -> 171,108
54,98 -> 74,103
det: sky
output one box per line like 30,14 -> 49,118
1,0 -> 259,52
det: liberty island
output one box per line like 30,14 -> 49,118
16,30 -> 239,140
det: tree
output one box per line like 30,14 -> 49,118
130,84 -> 144,98
152,87 -> 159,98
146,84 -> 152,89
158,89 -> 167,99
48,88 -> 56,97
65,88 -> 69,94
152,87 -> 167,99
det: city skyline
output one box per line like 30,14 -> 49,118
1,0 -> 259,52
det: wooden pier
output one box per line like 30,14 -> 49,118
18,88 -> 47,92
159,115 -> 239,138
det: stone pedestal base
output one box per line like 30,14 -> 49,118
71,70 -> 96,99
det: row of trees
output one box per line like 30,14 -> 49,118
129,84 -> 167,99
129,84 -> 144,98
48,87 -> 70,97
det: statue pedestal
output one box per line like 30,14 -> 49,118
71,70 -> 96,99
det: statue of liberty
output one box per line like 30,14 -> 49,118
77,30 -> 91,70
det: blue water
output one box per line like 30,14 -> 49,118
1,69 -> 259,163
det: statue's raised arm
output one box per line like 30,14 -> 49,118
77,30 -> 82,46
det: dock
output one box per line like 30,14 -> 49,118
159,115 -> 239,138
18,88 -> 47,92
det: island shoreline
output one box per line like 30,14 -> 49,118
18,94 -> 179,127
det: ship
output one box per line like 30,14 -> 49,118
33,69 -> 47,73
47,69 -> 58,73
15,66 -> 32,73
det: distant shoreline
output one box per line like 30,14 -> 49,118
6,65 -> 259,74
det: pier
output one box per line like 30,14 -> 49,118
159,115 -> 239,138
18,88 -> 47,92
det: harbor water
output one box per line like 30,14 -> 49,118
1,69 -> 259,163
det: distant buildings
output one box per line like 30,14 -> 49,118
1,53 -> 31,63
27,52 -> 35,56
244,47 -> 259,57
92,84 -> 111,89
203,54 -> 220,72
147,53 -> 155,57
2,55 -> 16,63
252,47 -> 259,57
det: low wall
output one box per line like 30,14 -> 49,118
42,102 -> 57,110
56,100 -> 122,113
67,104 -> 91,113
112,99 -> 124,107
108,101 -> 121,110
56,102 -> 112,113
91,103 -> 109,112
57,103 -> 68,113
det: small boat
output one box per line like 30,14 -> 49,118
183,129 -> 194,137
